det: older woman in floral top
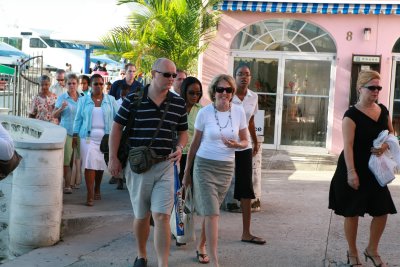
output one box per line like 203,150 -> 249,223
29,75 -> 58,124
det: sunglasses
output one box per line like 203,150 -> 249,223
155,70 -> 177,78
364,85 -> 382,91
93,82 -> 104,86
67,82 -> 77,85
236,73 -> 251,77
188,91 -> 202,96
215,87 -> 233,94
56,79 -> 65,82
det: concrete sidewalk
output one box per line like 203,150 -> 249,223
2,150 -> 400,267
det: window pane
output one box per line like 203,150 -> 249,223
231,19 -> 336,53
30,38 -> 46,48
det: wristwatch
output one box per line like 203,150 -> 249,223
177,144 -> 184,150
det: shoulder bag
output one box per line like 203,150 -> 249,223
0,151 -> 23,180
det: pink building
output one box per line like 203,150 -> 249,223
199,0 -> 400,155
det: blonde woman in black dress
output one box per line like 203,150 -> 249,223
329,70 -> 396,267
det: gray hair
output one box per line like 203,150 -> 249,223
66,73 -> 79,82
55,69 -> 66,75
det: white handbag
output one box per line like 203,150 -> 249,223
170,186 -> 196,243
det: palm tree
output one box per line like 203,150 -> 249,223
100,0 -> 220,74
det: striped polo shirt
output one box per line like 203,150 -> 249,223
114,85 -> 188,156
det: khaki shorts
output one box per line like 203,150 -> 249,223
125,160 -> 174,219
64,135 -> 80,166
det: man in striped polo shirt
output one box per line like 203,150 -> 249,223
108,58 -> 188,267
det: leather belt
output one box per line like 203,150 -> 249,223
153,156 -> 168,164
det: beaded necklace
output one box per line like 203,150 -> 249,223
213,103 -> 233,134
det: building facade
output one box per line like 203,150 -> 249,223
199,0 -> 400,154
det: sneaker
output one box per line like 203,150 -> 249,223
251,199 -> 261,212
227,203 -> 242,213
63,187 -> 72,194
133,257 -> 147,267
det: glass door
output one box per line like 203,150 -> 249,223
391,57 -> 400,135
233,57 -> 280,146
279,59 -> 331,148
233,55 -> 333,150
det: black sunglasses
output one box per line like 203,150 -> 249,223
364,85 -> 382,91
93,82 -> 104,86
155,70 -> 177,78
188,91 -> 202,96
215,87 -> 233,94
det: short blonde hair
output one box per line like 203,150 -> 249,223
356,70 -> 381,89
207,74 -> 236,101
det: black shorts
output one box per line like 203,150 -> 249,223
234,148 -> 255,200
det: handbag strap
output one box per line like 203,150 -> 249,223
120,88 -> 145,147
148,98 -> 171,148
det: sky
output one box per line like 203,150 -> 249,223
0,0 -> 133,43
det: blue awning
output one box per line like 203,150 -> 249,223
216,1 -> 400,15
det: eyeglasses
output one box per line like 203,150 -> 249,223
67,82 -> 77,85
93,83 -> 104,86
155,70 -> 177,78
188,91 -> 202,96
364,85 -> 382,91
215,87 -> 233,94
236,73 -> 251,77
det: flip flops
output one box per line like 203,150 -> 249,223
196,250 -> 210,264
241,236 -> 266,245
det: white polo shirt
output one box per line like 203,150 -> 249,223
232,89 -> 258,150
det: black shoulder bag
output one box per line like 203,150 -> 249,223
100,91 -> 143,168
128,100 -> 171,174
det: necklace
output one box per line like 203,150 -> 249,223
213,103 -> 233,134
92,95 -> 102,102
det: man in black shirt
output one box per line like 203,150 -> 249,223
109,63 -> 142,100
109,58 -> 188,267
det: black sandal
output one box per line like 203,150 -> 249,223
196,250 -> 210,264
347,251 -> 362,266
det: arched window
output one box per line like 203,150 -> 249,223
392,38 -> 400,52
231,19 -> 336,53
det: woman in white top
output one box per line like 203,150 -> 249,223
183,74 -> 248,267
73,74 -> 118,206
0,124 -> 14,161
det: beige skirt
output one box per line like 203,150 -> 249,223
193,156 -> 234,216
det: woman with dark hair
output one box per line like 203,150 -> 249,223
73,74 -> 118,206
79,75 -> 90,95
179,76 -> 203,183
29,75 -> 58,124
183,74 -> 248,267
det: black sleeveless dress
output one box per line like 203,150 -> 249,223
329,104 -> 397,217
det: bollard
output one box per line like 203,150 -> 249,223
0,116 -> 66,258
